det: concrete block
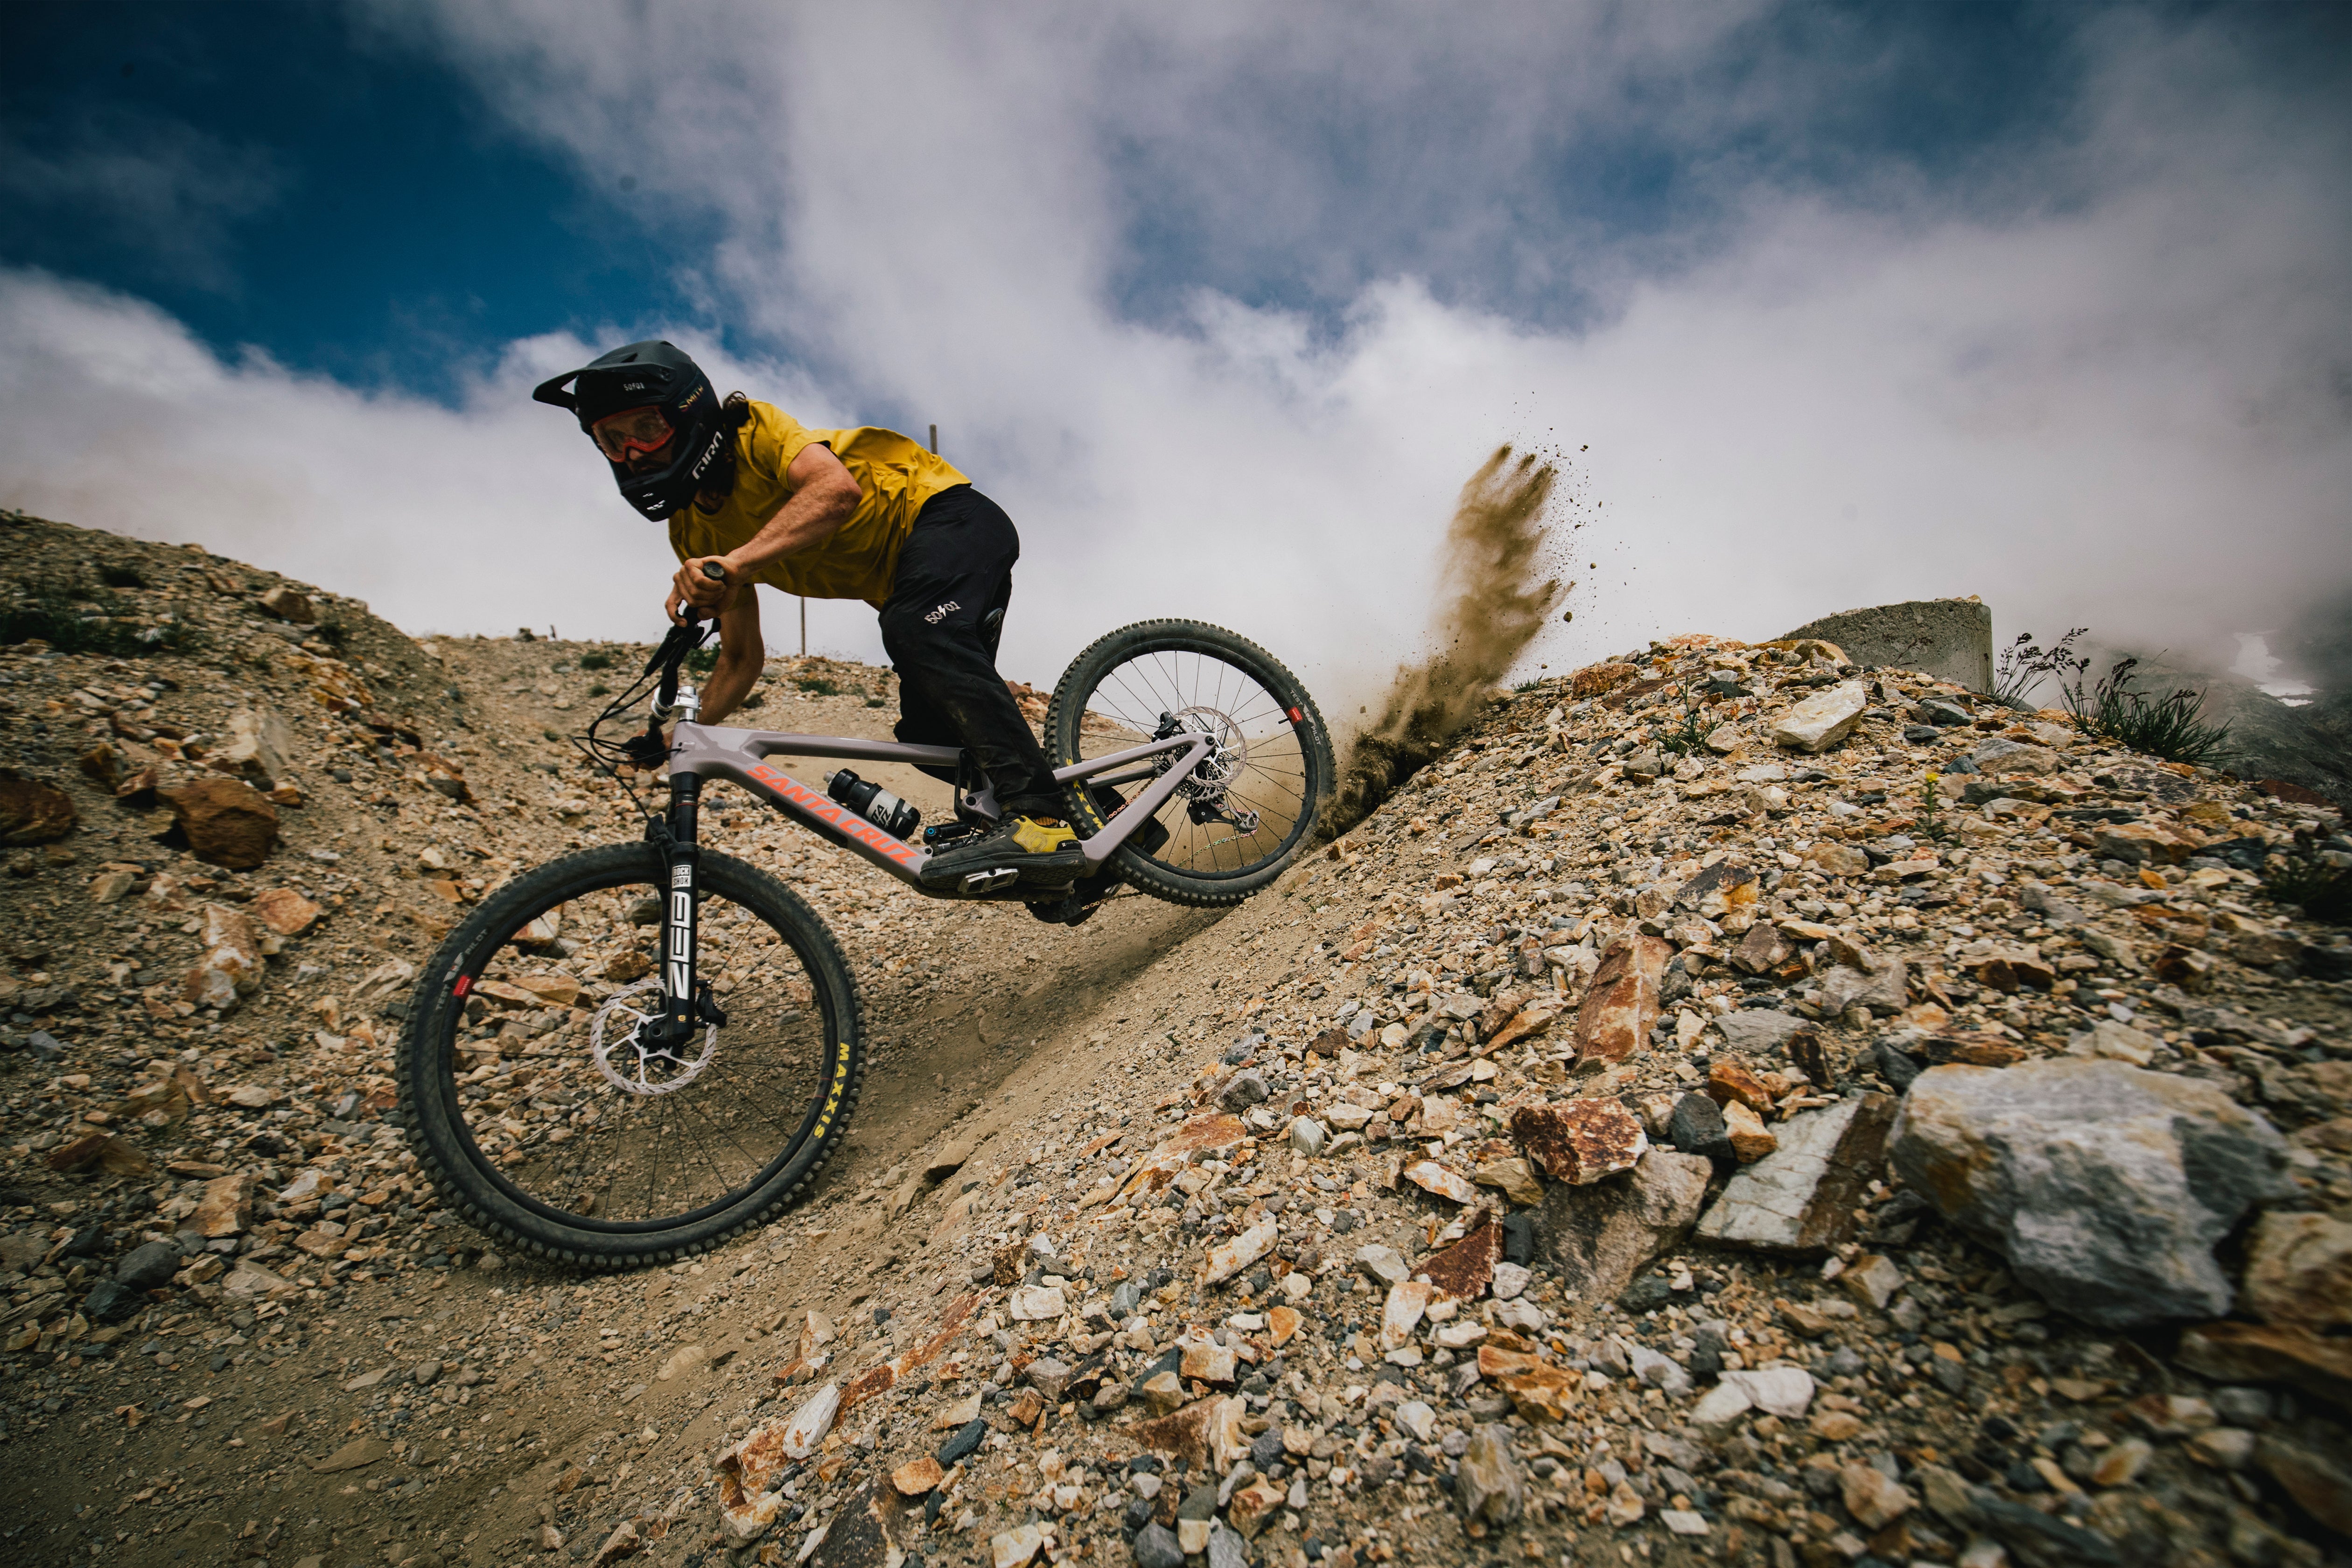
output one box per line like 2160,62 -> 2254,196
1777,598 -> 1992,691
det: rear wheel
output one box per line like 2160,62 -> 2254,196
395,843 -> 861,1269
1045,619 -> 1333,906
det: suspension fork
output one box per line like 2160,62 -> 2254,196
647,770 -> 724,1046
663,771 -> 703,1038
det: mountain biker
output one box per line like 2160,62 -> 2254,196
532,340 -> 1084,890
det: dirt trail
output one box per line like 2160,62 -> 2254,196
0,514 -> 1280,1568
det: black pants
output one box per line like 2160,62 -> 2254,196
875,485 -> 1064,820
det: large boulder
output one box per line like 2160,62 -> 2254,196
0,768 -> 76,845
1890,1059 -> 2291,1327
159,777 -> 279,868
2239,1210 -> 2352,1330
1533,1148 -> 1711,1300
115,1240 -> 183,1292
1571,935 -> 1669,1065
1768,681 -> 1869,754
1777,598 -> 1993,692
180,903 -> 266,1011
1695,1093 -> 1897,1253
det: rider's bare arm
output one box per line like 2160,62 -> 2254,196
669,443 -> 862,620
698,587 -> 764,724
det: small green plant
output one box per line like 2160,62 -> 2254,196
2266,855 -> 2351,925
98,564 -> 146,589
686,646 -> 720,675
1994,628 -> 2086,705
587,682 -> 610,698
1916,770 -> 1947,840
2061,656 -> 2233,767
1654,694 -> 1712,759
578,650 -> 615,671
793,675 -> 841,697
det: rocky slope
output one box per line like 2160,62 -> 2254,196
1,515 -> 2349,1568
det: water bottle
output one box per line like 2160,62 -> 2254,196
825,770 -> 921,840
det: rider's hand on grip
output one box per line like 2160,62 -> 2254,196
683,561 -> 725,627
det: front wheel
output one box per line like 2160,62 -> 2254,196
395,843 -> 862,1269
1046,618 -> 1334,906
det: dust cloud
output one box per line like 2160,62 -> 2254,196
1319,445 -> 1565,837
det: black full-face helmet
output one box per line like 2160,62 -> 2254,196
532,340 -> 735,520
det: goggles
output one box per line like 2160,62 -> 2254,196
590,405 -> 674,462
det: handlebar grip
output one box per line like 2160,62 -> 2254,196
700,561 -> 728,582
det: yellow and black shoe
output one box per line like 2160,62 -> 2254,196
919,814 -> 1088,892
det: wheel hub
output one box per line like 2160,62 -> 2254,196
589,977 -> 717,1096
1160,706 -> 1247,796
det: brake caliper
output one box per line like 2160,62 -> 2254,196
1154,710 -> 1261,834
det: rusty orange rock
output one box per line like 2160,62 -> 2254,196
1509,1098 -> 1647,1184
1421,1213 -> 1501,1301
252,887 -> 323,937
1705,1059 -> 1772,1114
1571,662 -> 1641,699
1572,936 -> 1671,1064
1266,1305 -> 1301,1346
45,1131 -> 152,1176
157,776 -> 279,869
0,768 -> 76,846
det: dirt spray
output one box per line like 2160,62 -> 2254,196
1320,444 -> 1564,836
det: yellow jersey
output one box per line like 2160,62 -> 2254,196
666,401 -> 968,609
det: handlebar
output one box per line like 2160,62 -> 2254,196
644,562 -> 731,713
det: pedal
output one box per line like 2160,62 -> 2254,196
959,868 -> 1021,895
1026,891 -> 1093,926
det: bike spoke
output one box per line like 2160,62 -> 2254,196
1071,640 -> 1319,882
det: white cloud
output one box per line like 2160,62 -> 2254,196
1,3 -> 2345,726
0,269 -> 833,645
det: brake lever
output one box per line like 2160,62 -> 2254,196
639,562 -> 728,677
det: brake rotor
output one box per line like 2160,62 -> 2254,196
588,977 -> 717,1096
1165,705 -> 1246,796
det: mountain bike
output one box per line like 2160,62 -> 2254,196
395,591 -> 1332,1268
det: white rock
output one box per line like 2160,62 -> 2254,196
1354,1245 -> 1408,1286
1381,1281 -> 1431,1350
1695,1097 -> 1876,1251
1203,1220 -> 1279,1286
1008,1285 -> 1068,1322
1690,1381 -> 1753,1429
1288,1117 -> 1327,1156
2068,1019 -> 2160,1066
1628,1343 -> 1692,1396
1493,1299 -> 1548,1333
1769,681 -> 1869,753
992,1524 -> 1047,1568
1721,1365 -> 1815,1418
277,1169 -> 328,1204
1396,1400 -> 1437,1442
1491,1262 -> 1531,1301
782,1382 -> 840,1458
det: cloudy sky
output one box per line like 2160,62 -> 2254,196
3,1 -> 2348,713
